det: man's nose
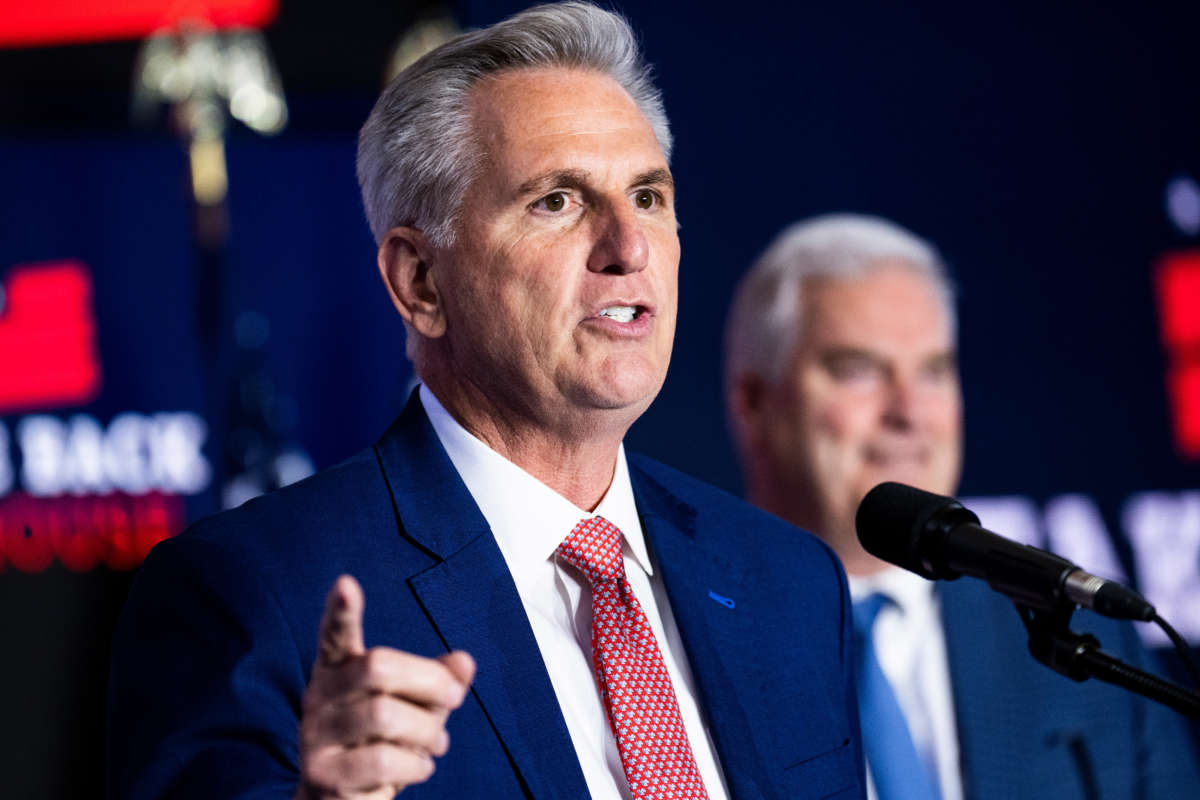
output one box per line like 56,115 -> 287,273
881,375 -> 919,431
586,204 -> 649,274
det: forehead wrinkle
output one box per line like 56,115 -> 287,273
529,107 -> 646,126
482,124 -> 662,193
514,124 -> 662,157
476,78 -> 645,136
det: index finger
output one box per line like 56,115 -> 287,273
317,574 -> 366,668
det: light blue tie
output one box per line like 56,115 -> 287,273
852,592 -> 941,800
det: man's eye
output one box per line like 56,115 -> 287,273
534,191 -> 570,212
921,356 -> 959,383
633,189 -> 657,209
826,356 -> 880,382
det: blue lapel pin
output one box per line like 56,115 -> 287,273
707,590 -> 735,609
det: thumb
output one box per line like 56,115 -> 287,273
316,574 -> 366,667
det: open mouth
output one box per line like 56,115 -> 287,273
597,305 -> 644,323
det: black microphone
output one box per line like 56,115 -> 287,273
856,481 -> 1155,621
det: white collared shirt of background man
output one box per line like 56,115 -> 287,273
848,567 -> 963,800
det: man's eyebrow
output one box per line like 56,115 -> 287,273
923,350 -> 959,369
631,168 -> 674,193
819,346 -> 880,362
515,168 -> 591,198
514,167 -> 676,199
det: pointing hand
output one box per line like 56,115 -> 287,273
294,575 -> 475,799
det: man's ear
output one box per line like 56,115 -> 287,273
377,226 -> 447,339
728,372 -> 768,448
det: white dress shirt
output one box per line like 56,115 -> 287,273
848,567 -> 963,800
420,385 -> 730,800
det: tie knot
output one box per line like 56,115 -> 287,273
852,591 -> 894,638
556,515 -> 625,586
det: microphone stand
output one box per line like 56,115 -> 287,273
1015,602 -> 1200,717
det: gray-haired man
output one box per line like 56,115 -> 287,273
108,6 -> 863,799
726,213 -> 1199,800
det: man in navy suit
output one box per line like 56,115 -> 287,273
724,213 -> 1200,799
107,4 -> 863,799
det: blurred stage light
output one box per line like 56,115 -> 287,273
1166,174 -> 1200,238
135,26 -> 288,136
133,24 -> 287,224
384,10 -> 461,83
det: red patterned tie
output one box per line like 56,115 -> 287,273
556,516 -> 711,800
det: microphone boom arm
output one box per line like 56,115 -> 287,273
1015,602 -> 1200,717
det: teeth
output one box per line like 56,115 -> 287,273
599,306 -> 637,323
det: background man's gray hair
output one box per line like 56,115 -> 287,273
724,213 -> 956,387
356,1 -> 673,249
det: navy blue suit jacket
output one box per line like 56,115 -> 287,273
107,395 -> 865,799
938,578 -> 1200,799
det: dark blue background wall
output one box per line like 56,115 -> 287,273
1,1 -> 1198,795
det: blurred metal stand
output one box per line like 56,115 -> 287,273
134,24 -> 287,248
126,10 -> 463,509
132,26 -> 311,508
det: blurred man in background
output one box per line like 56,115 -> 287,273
725,213 -> 1199,800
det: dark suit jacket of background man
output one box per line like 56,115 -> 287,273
108,392 -> 865,799
933,577 -> 1200,800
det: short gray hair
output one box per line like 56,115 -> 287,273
724,213 -> 956,386
356,1 -> 673,248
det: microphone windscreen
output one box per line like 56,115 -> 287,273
855,482 -> 970,575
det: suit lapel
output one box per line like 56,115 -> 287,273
374,396 -> 816,798
374,394 -> 587,800
631,465 -> 783,799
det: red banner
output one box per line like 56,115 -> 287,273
0,261 -> 101,414
1156,249 -> 1200,458
0,0 -> 279,47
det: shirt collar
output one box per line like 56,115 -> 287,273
419,384 -> 652,580
848,565 -> 936,618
